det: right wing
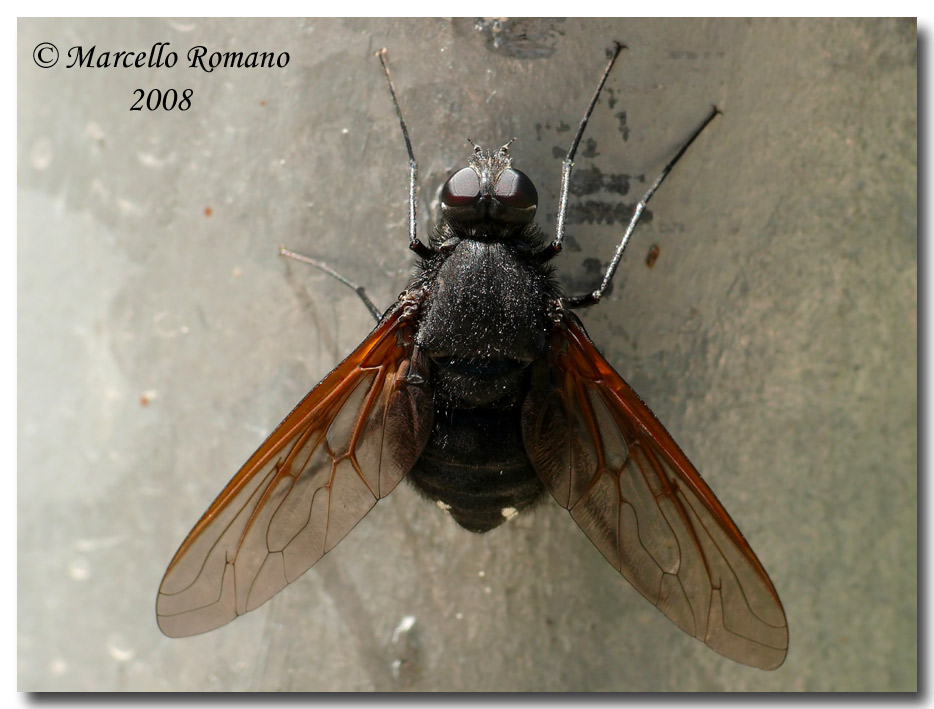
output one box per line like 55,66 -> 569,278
522,312 -> 788,669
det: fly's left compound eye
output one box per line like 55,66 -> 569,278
441,167 -> 481,208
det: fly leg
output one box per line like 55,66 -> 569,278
377,48 -> 432,259
279,245 -> 382,322
563,105 -> 721,309
276,50 -> 427,323
544,42 -> 626,260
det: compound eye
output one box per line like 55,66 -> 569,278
494,169 -> 538,209
441,167 -> 481,207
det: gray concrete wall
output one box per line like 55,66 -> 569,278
18,18 -> 916,691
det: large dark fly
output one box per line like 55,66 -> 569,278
156,45 -> 789,670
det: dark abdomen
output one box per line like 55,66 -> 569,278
407,403 -> 545,533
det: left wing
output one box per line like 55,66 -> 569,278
157,305 -> 433,637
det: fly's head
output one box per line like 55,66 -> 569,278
440,141 -> 538,228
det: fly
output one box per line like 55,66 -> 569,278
156,44 -> 788,670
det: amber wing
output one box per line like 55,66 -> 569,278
522,312 -> 788,669
156,305 -> 433,637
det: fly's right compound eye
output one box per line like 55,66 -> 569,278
489,168 -> 537,224
494,168 -> 537,210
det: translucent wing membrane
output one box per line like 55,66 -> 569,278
522,312 -> 788,669
157,306 -> 433,637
